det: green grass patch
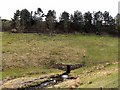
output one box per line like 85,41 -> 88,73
2,67 -> 63,79
79,64 -> 118,88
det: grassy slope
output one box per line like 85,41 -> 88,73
50,63 -> 118,88
2,32 -> 118,88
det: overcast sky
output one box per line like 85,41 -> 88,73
0,0 -> 119,20
118,1 -> 120,13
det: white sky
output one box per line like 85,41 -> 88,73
0,0 -> 119,20
118,1 -> 120,13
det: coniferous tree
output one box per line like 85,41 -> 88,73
59,11 -> 70,33
94,11 -> 103,34
45,10 -> 56,34
84,11 -> 92,33
20,9 -> 31,32
71,10 -> 83,32
11,10 -> 20,31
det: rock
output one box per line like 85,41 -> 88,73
106,62 -> 110,66
101,65 -> 105,69
93,66 -> 97,70
79,82 -> 83,85
87,81 -> 92,84
70,85 -> 76,89
41,71 -> 46,74
112,62 -> 118,64
14,53 -> 18,56
2,51 -> 5,53
96,67 -> 101,70
7,42 -> 11,44
4,76 -> 13,81
87,70 -> 93,73
106,72 -> 111,76
11,29 -> 17,33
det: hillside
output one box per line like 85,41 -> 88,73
1,32 -> 118,88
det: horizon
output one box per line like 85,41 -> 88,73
0,0 -> 120,20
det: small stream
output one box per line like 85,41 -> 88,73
23,74 -> 66,90
22,64 -> 81,89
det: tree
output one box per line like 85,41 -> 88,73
33,8 -> 44,33
9,8 -> 118,35
33,8 -> 44,21
115,14 -> 120,33
108,15 -> 115,25
94,11 -> 103,34
59,11 -> 70,33
84,11 -> 92,33
103,11 -> 109,25
106,15 -> 116,35
11,10 -> 20,31
116,14 -> 120,26
70,10 -> 83,32
2,19 -> 12,31
45,10 -> 56,34
94,11 -> 103,25
20,9 -> 31,32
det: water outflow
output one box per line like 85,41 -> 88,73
66,65 -> 70,74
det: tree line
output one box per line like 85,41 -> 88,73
2,8 -> 120,35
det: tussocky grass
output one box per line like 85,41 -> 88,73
2,32 -> 118,81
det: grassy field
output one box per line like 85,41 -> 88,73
1,32 -> 118,88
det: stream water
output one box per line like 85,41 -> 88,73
22,64 -> 80,89
23,74 -> 64,90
